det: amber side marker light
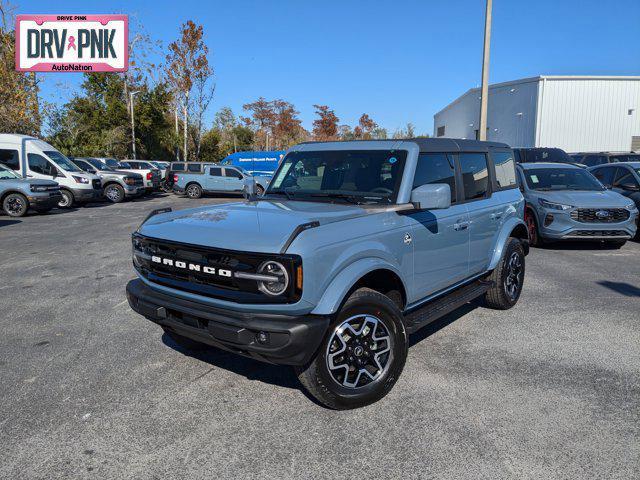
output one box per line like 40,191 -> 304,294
296,265 -> 303,290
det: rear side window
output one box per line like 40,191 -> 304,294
459,153 -> 490,200
591,167 -> 615,186
413,153 -> 456,203
492,151 -> 517,189
614,168 -> 639,189
210,167 -> 222,176
224,168 -> 243,179
172,164 -> 185,172
187,163 -> 201,172
582,155 -> 607,167
0,149 -> 19,170
28,153 -> 56,175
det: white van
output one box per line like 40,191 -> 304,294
0,134 -> 102,208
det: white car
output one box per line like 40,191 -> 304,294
0,134 -> 102,208
104,159 -> 161,194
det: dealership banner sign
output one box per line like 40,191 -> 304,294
15,15 -> 128,72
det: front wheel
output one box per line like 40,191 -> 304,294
485,237 -> 526,310
3,193 -> 29,217
255,185 -> 265,196
186,183 -> 202,199
58,189 -> 74,208
104,183 -> 125,203
296,288 -> 408,410
524,208 -> 544,247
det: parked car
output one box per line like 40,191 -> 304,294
589,162 -> 640,237
147,161 -> 170,189
0,134 -> 102,208
127,138 -> 529,409
514,147 -> 585,167
516,162 -> 638,247
72,157 -> 145,203
0,164 -> 62,217
174,165 -> 267,198
116,160 -> 161,194
164,161 -> 213,190
569,152 -> 640,167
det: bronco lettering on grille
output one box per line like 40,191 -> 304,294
151,255 -> 232,277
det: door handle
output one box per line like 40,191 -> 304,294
490,213 -> 503,220
454,221 -> 469,231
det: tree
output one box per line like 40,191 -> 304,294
393,122 -> 416,139
272,99 -> 306,148
312,105 -> 339,141
166,21 -> 211,161
353,113 -> 378,140
242,97 -> 275,149
371,127 -> 388,139
338,125 -> 355,141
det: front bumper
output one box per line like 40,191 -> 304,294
124,185 -> 145,197
71,187 -> 103,202
536,208 -> 638,240
126,279 -> 329,366
28,192 -> 62,208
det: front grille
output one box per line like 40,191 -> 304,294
92,179 -> 102,189
571,230 -> 628,237
570,208 -> 630,223
133,178 -> 144,187
132,234 -> 301,304
45,185 -> 59,192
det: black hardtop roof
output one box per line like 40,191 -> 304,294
299,138 -> 510,153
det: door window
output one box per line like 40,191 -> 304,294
209,167 -> 222,176
459,153 -> 490,200
582,155 -> 608,167
187,163 -> 201,172
0,149 -> 20,170
413,153 -> 456,203
492,151 -> 517,189
224,168 -> 243,179
613,168 -> 639,190
591,167 -> 615,187
27,153 -> 56,176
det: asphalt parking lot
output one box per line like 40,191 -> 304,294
1,193 -> 639,479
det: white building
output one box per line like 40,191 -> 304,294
433,76 -> 640,152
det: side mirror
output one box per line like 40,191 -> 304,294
621,184 -> 640,192
410,184 -> 451,210
243,179 -> 256,200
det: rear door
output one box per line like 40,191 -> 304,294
206,166 -> 223,191
409,153 -> 470,297
459,152 -> 500,275
612,166 -> 640,202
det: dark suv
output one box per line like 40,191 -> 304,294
513,148 -> 582,166
570,152 -> 640,167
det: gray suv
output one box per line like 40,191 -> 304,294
0,164 -> 61,216
127,139 -> 529,409
72,157 -> 144,203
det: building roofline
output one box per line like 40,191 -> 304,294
434,75 -> 640,117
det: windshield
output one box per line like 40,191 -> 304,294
150,162 -> 163,169
523,168 -> 605,191
134,161 -> 154,169
611,154 -> 640,162
44,150 -> 82,172
267,149 -> 407,204
235,166 -> 251,176
119,161 -> 132,168
0,165 -> 20,179
86,158 -> 112,171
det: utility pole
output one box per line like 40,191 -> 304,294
129,91 -> 140,159
479,0 -> 492,141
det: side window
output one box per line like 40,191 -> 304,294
27,153 -> 56,176
591,167 -> 615,187
413,153 -> 456,203
0,149 -> 20,170
187,163 -> 201,172
614,168 -> 639,189
583,155 -> 606,167
209,167 -> 222,176
459,153 -> 490,200
492,151 -> 517,189
128,163 -> 139,169
224,168 -> 243,179
172,164 -> 185,172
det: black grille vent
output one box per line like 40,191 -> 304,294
570,208 -> 629,223
572,230 -> 628,237
92,179 -> 102,189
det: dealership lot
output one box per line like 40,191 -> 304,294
1,194 -> 639,479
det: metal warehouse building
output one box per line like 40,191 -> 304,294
433,76 -> 640,152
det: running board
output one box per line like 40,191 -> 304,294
403,280 -> 493,335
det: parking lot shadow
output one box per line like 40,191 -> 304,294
161,332 -> 301,391
0,219 -> 21,227
597,281 -> 640,297
409,301 -> 479,348
539,241 -> 625,251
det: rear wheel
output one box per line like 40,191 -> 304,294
186,183 -> 202,199
296,288 -> 407,410
3,193 -> 29,217
104,183 -> 125,203
58,189 -> 74,208
485,238 -> 526,310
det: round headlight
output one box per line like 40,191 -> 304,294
257,261 -> 289,296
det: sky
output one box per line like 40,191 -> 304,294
18,0 -> 640,135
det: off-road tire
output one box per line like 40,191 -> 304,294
296,288 -> 408,410
58,189 -> 74,208
104,183 -> 125,203
3,193 -> 29,217
485,237 -> 526,310
186,183 -> 203,199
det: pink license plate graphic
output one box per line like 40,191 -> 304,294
16,15 -> 128,72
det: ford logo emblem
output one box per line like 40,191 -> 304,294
595,210 -> 610,218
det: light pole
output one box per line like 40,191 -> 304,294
129,90 -> 140,159
479,0 -> 493,141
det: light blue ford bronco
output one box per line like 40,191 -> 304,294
127,139 -> 529,409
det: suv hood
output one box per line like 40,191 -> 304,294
1,178 -> 58,187
535,189 -> 632,208
139,200 -> 377,253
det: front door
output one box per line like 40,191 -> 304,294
223,168 -> 244,191
26,153 -> 58,181
409,153 -> 470,299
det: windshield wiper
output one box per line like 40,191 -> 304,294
309,193 -> 389,205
